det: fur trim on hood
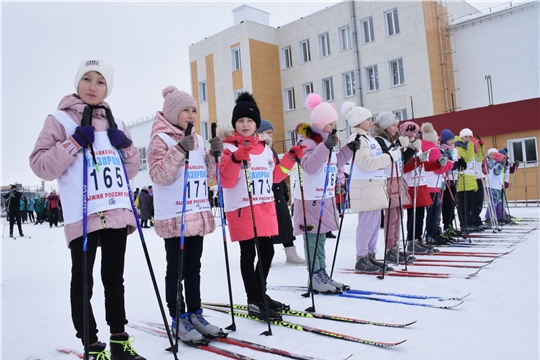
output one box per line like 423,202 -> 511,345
371,122 -> 400,143
296,123 -> 323,144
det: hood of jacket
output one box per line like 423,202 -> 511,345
57,94 -> 111,126
150,111 -> 200,149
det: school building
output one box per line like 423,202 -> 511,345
129,0 -> 539,203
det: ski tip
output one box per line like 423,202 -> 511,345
444,301 -> 464,309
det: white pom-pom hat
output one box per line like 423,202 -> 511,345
341,101 -> 372,129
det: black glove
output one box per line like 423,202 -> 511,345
347,138 -> 360,151
324,134 -> 337,149
457,158 -> 467,171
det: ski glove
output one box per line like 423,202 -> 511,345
178,135 -> 195,153
438,156 -> 448,166
324,134 -> 338,149
347,138 -> 360,151
418,150 -> 430,163
107,128 -> 133,149
209,136 -> 223,157
288,145 -> 306,160
231,145 -> 253,163
397,136 -> 409,148
388,149 -> 401,162
457,158 -> 467,170
72,126 -> 95,148
410,139 -> 422,150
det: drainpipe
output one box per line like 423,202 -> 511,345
350,0 -> 364,107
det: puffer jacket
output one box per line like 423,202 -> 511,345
402,143 -> 441,209
455,136 -> 479,192
348,129 -> 392,213
422,140 -> 454,193
220,130 -> 296,241
292,124 -> 353,235
147,111 -> 216,239
29,94 -> 140,246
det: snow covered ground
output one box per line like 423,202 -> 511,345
3,206 -> 539,360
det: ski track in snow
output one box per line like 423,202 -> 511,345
4,207 -> 539,359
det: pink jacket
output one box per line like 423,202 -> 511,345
220,131 -> 295,241
29,94 -> 140,246
147,112 -> 216,239
421,140 -> 454,193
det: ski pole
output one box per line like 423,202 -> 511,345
241,141 -> 272,336
396,160 -> 409,271
173,122 -> 195,351
82,149 -> 90,360
295,152 -> 316,313
211,122 -> 236,331
108,117 -> 178,358
378,157 -> 394,280
304,128 -> 337,312
330,134 -> 360,278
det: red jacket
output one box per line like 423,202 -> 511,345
220,131 -> 295,241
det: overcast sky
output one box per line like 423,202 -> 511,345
1,0 -> 503,189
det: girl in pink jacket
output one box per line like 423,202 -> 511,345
220,92 -> 304,321
29,59 -> 144,360
147,86 -> 224,343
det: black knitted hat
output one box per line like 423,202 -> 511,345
231,92 -> 261,129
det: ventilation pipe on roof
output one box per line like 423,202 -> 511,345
350,0 -> 364,107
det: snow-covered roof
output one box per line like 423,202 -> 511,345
450,1 -> 537,27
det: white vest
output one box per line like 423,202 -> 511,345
293,147 -> 337,200
487,164 -> 503,190
150,133 -> 210,220
223,143 -> 275,211
425,171 -> 444,190
403,148 -> 427,187
351,135 -> 387,180
377,137 -> 402,178
52,111 -> 132,225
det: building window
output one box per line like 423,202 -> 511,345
302,82 -> 314,106
231,47 -> 241,71
200,120 -> 209,141
384,8 -> 400,36
299,39 -> 311,63
233,90 -> 243,103
343,71 -> 356,98
365,65 -> 379,92
322,77 -> 334,101
282,46 -> 292,69
392,109 -> 408,121
338,25 -> 351,51
284,88 -> 296,111
361,17 -> 375,44
389,58 -> 405,86
508,137 -> 538,167
199,81 -> 207,102
138,147 -> 147,171
319,32 -> 331,57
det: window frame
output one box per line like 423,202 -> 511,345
284,87 -> 296,111
299,39 -> 311,64
138,147 -> 147,171
231,46 -> 242,71
282,45 -> 293,70
389,58 -> 405,86
199,81 -> 207,103
384,8 -> 400,37
318,32 -> 331,58
392,109 -> 408,121
365,65 -> 379,92
338,25 -> 352,51
302,82 -> 314,107
200,120 -> 210,141
321,77 -> 334,102
360,17 -> 375,44
507,137 -> 538,167
342,71 -> 356,98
